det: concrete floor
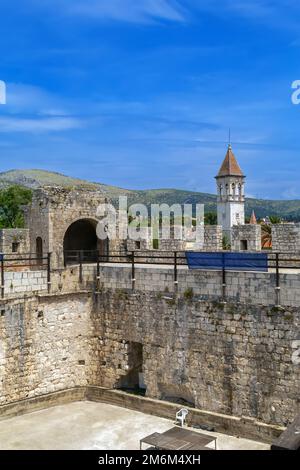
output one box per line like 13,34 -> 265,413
0,402 -> 269,450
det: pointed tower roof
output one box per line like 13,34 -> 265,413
216,145 -> 244,178
249,210 -> 257,225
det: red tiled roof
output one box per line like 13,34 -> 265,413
216,145 -> 244,177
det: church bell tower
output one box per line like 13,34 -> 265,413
215,144 -> 245,238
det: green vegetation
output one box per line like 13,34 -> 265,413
222,234 -> 231,250
0,186 -> 32,228
1,169 -> 300,221
184,287 -> 194,300
268,215 -> 282,224
204,211 -> 218,225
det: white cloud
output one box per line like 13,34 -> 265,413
0,116 -> 82,133
5,83 -> 68,115
0,83 -> 83,133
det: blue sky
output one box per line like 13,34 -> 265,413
1,0 -> 300,199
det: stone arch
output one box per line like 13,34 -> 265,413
63,218 -> 109,265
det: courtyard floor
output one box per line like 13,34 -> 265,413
0,401 -> 270,450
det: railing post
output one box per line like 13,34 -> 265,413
222,252 -> 226,303
47,252 -> 51,293
131,251 -> 135,291
1,254 -> 4,299
174,251 -> 178,293
275,253 -> 281,307
96,250 -> 100,293
79,250 -> 83,284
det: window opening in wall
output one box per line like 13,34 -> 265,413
12,242 -> 20,253
240,240 -> 248,251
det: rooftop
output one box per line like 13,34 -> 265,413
216,145 -> 244,178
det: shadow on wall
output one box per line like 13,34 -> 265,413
158,383 -> 195,408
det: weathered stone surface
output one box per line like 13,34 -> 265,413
0,294 -> 96,404
231,225 -> 261,251
272,224 -> 300,252
91,291 -> 300,427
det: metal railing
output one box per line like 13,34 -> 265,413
2,249 -> 300,305
64,249 -> 300,306
0,252 -> 51,298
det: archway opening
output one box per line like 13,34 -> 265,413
63,218 -> 108,265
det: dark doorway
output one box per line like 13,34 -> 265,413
116,342 -> 145,394
36,237 -> 43,265
240,240 -> 248,251
63,218 -> 108,265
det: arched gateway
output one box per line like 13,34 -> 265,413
23,187 -> 115,268
63,218 -> 109,265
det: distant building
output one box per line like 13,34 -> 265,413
250,210 -> 257,225
215,144 -> 245,238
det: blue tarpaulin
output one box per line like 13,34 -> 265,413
185,252 -> 268,272
0,254 -> 3,261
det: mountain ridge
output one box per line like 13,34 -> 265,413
1,169 -> 300,221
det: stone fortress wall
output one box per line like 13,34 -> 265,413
0,186 -> 300,440
0,285 -> 298,431
0,229 -> 30,256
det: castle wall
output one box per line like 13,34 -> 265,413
93,291 -> 300,426
0,288 -> 298,428
80,264 -> 300,308
24,188 -> 112,268
0,229 -> 30,255
231,225 -> 261,251
3,270 -> 47,297
204,225 -> 223,251
272,224 -> 300,252
0,293 -> 96,405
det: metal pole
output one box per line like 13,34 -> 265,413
47,252 -> 51,293
131,251 -> 135,290
174,251 -> 178,293
1,254 -> 4,299
222,252 -> 226,303
275,253 -> 281,307
96,250 -> 100,293
79,250 -> 83,284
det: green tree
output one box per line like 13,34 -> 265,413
204,212 -> 217,225
0,186 -> 32,228
269,215 -> 282,224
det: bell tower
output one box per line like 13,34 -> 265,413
215,144 -> 245,238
